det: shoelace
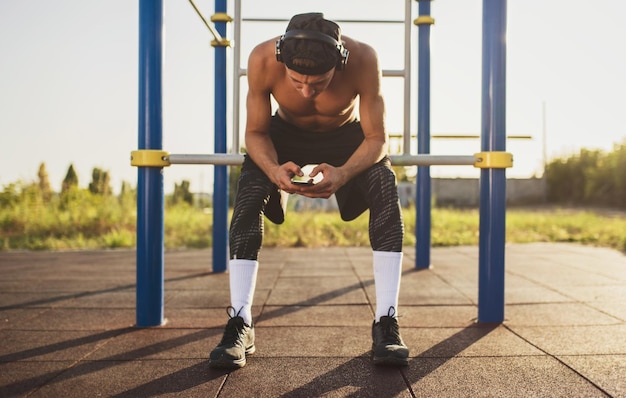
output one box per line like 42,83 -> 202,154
219,306 -> 246,346
379,316 -> 402,344
378,306 -> 402,344
226,305 -> 243,319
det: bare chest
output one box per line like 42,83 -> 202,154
272,83 -> 357,131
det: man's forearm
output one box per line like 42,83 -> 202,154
246,132 -> 281,181
339,137 -> 387,182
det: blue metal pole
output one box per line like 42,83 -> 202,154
136,0 -> 164,327
212,0 -> 228,273
415,0 -> 432,269
478,0 -> 507,323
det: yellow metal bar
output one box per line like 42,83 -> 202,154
211,38 -> 231,47
210,12 -> 232,47
473,152 -> 513,169
130,150 -> 171,167
211,12 -> 232,22
188,0 -> 231,46
414,16 -> 435,25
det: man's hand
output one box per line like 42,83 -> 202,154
286,163 -> 347,199
269,161 -> 302,192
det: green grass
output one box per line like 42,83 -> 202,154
1,198 -> 625,253
506,208 -> 626,250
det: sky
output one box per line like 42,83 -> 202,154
1,0 -> 625,194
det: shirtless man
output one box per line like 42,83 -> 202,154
208,12 -> 408,369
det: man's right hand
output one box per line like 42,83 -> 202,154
271,161 -> 303,194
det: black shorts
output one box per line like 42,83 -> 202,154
269,114 -> 365,166
240,115 -> 393,222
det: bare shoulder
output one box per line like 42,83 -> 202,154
342,36 -> 380,70
248,38 -> 277,64
341,36 -> 381,94
247,37 -> 284,89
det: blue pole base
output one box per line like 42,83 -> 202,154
136,167 -> 165,327
212,165 -> 228,273
415,166 -> 431,269
477,169 -> 506,324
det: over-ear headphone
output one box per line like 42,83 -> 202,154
275,29 -> 349,71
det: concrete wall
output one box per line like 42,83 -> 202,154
289,178 -> 547,211
399,177 -> 546,207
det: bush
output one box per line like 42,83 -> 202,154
546,140 -> 626,208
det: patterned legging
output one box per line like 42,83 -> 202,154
229,158 -> 404,260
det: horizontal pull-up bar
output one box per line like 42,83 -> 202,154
235,68 -> 407,78
130,151 -> 512,168
168,153 -> 244,165
433,134 -> 532,140
388,133 -> 533,140
242,18 -> 405,24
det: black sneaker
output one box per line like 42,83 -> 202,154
209,307 -> 255,369
372,307 -> 409,366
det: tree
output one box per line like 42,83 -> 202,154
545,141 -> 626,209
119,181 -> 135,198
170,180 -> 193,205
0,182 -> 20,208
118,181 -> 136,207
609,141 -> 626,207
37,162 -> 52,201
88,168 -> 112,195
61,164 -> 79,193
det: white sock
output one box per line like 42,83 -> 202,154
228,259 -> 258,325
373,251 -> 403,322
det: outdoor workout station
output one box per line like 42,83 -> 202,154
131,0 -> 512,328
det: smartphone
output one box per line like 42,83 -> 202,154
291,176 -> 315,185
291,164 -> 322,185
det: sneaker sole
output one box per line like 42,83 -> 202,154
209,356 -> 247,369
372,354 -> 409,367
208,345 -> 256,370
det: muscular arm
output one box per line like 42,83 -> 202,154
244,42 -> 282,184
335,43 -> 387,184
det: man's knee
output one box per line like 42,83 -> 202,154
366,162 -> 399,200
